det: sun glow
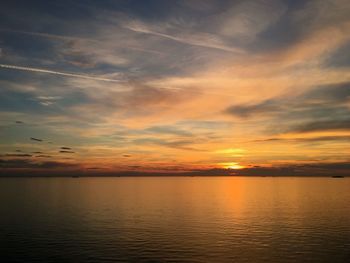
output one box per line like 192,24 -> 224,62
221,162 -> 245,170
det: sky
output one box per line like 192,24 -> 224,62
0,0 -> 349,176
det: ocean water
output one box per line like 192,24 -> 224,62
1,177 -> 349,262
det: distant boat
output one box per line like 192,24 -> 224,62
332,175 -> 344,178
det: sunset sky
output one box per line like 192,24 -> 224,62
0,0 -> 349,176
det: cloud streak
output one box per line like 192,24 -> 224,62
0,64 -> 123,82
225,81 -> 350,134
124,21 -> 244,54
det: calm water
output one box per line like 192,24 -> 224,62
1,177 -> 350,262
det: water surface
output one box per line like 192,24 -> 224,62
1,177 -> 349,262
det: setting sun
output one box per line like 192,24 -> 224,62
221,162 -> 245,170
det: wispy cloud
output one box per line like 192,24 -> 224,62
124,21 -> 244,53
0,158 -> 77,169
0,64 -> 123,82
225,81 -> 350,134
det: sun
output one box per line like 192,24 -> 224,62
221,162 -> 245,170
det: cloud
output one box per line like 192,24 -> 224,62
35,155 -> 52,158
144,125 -> 193,137
237,162 -> 350,176
302,81 -> 350,101
124,20 -> 244,54
325,40 -> 350,68
60,147 -> 72,150
226,81 -> 350,116
36,96 -> 62,106
4,154 -> 32,157
0,158 -> 77,169
68,82 -> 198,122
1,161 -> 348,177
252,135 -> 350,143
292,119 -> 350,133
30,137 -> 43,142
132,137 -> 202,151
225,81 -> 350,134
215,0 -> 287,43
225,99 -> 280,118
59,150 -> 75,153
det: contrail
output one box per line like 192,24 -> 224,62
0,63 -> 123,82
125,23 -> 244,54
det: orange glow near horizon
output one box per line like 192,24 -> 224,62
221,162 -> 246,170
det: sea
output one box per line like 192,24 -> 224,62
1,177 -> 349,262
